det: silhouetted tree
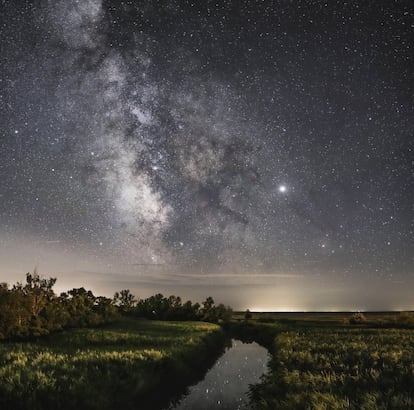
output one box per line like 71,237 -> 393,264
201,296 -> 216,321
0,282 -> 31,338
13,270 -> 56,318
95,296 -> 118,322
0,273 -> 123,340
61,288 -> 100,327
181,300 -> 200,321
113,289 -> 137,314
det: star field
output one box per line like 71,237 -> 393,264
0,0 -> 413,309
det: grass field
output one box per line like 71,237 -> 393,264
245,313 -> 414,409
233,311 -> 406,326
2,313 -> 414,409
0,318 -> 224,410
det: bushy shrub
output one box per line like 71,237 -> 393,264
350,312 -> 367,324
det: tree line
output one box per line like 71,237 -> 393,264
0,271 -> 232,340
117,290 -> 232,322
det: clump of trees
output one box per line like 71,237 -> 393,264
0,271 -> 233,341
0,271 -> 118,340
130,293 -> 232,323
111,288 -> 233,323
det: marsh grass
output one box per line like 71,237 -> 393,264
0,318 -> 223,410
250,326 -> 414,409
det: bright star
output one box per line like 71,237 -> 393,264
278,185 -> 287,193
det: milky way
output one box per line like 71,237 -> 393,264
0,1 -> 413,309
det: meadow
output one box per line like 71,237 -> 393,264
0,318 -> 225,410
2,310 -> 414,409
246,312 -> 414,409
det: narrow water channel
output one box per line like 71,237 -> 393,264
168,339 -> 270,410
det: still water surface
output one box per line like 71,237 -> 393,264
169,339 -> 270,410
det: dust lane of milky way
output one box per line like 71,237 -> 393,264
0,0 -> 413,310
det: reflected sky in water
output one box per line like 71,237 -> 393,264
170,340 -> 270,410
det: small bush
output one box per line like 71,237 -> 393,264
244,309 -> 252,320
349,312 -> 367,324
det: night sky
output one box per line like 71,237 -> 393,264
1,0 -> 413,310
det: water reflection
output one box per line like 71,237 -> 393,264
169,339 -> 270,410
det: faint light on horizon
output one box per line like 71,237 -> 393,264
249,306 -> 300,312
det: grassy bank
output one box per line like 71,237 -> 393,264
0,318 -> 225,410
3,312 -> 414,409
243,315 -> 414,409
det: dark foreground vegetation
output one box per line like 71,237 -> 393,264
0,272 -> 232,409
0,272 -> 118,340
240,312 -> 414,409
2,272 -> 414,409
0,271 -> 232,340
0,318 -> 226,410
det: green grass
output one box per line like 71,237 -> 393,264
0,318 -> 223,410
249,323 -> 414,409
3,313 -> 414,409
233,311 -> 405,326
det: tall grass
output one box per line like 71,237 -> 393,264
0,318 -> 224,410
250,326 -> 414,409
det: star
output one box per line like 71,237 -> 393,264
0,0 -> 412,311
